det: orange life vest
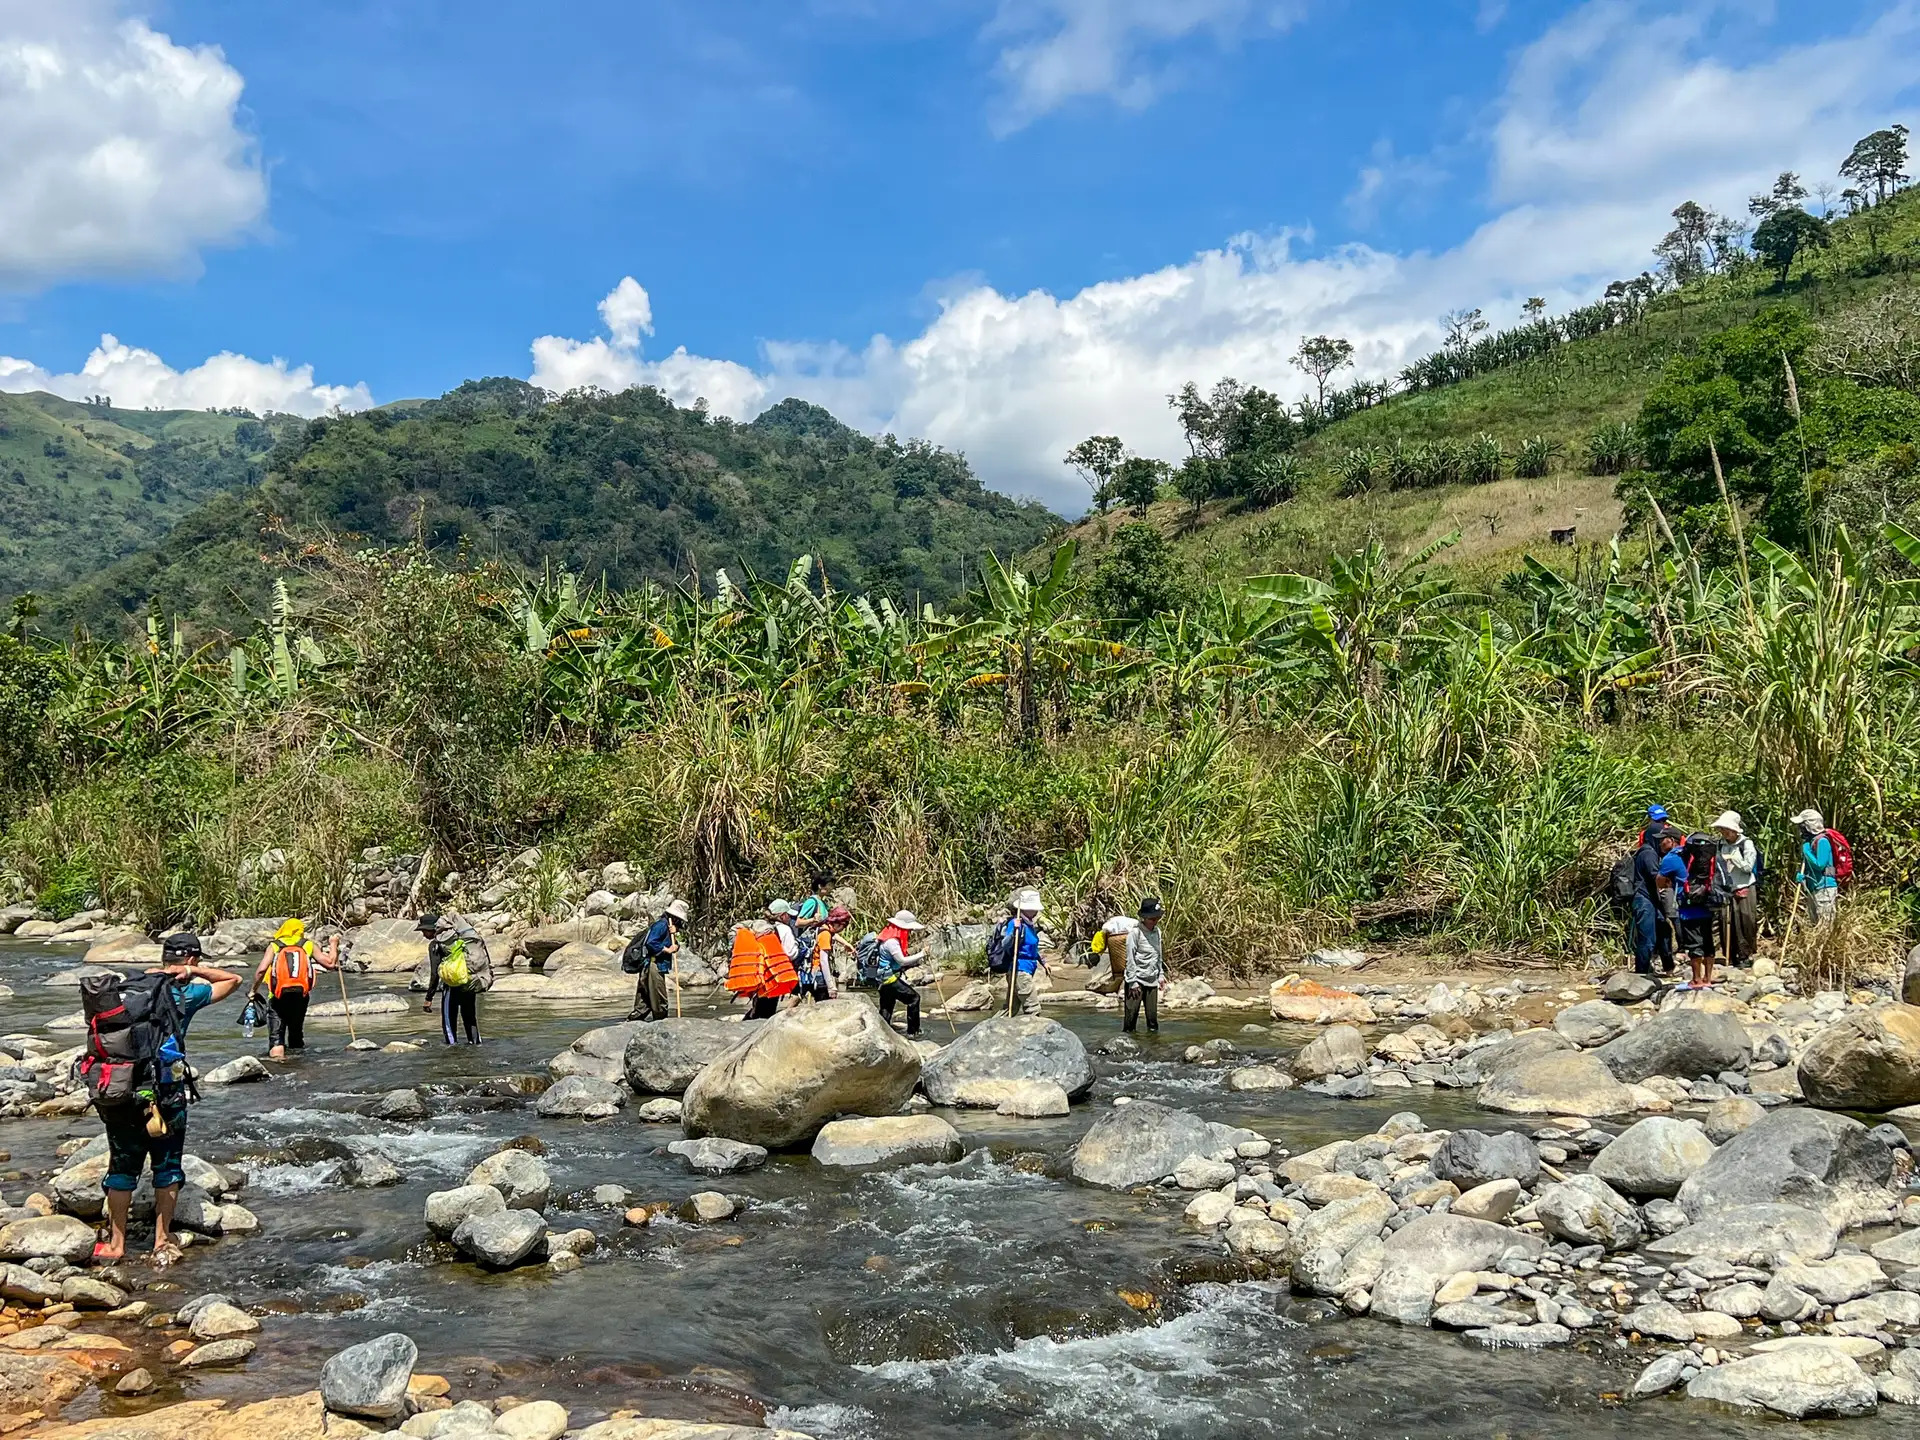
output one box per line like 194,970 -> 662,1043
268,942 -> 313,997
727,925 -> 768,995
759,926 -> 798,998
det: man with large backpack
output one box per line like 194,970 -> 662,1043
420,912 -> 493,1045
84,934 -> 241,1264
250,918 -> 340,1059
1625,829 -> 1680,976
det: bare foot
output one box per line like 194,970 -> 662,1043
151,1242 -> 182,1269
92,1240 -> 124,1263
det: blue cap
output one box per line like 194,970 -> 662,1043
1647,804 -> 1668,821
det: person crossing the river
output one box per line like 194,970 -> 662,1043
729,901 -> 800,1018
1122,896 -> 1167,1034
796,904 -> 850,1004
251,918 -> 339,1060
996,889 -> 1048,1016
874,910 -> 928,1037
421,911 -> 493,1045
625,898 -> 688,1021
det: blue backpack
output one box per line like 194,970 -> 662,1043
986,919 -> 1016,975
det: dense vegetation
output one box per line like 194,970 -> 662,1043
28,382 -> 1059,635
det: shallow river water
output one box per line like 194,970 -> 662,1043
0,939 -> 1864,1437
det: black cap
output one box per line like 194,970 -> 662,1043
1139,896 -> 1164,918
161,932 -> 203,959
416,912 -> 443,934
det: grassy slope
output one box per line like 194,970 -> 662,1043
1061,189 -> 1920,587
0,394 -> 285,605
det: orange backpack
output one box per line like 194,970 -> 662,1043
268,943 -> 313,997
727,925 -> 769,995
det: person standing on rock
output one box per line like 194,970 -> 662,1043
875,910 -> 928,1036
997,889 -> 1047,1016
1712,811 -> 1761,969
421,912 -> 492,1045
251,918 -> 339,1059
625,899 -> 687,1021
796,904 -> 850,1003
96,935 -> 243,1266
1792,808 -> 1841,935
1629,828 -> 1673,976
1122,897 -> 1166,1034
1653,832 -> 1688,976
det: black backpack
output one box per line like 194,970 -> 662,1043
619,934 -> 648,975
852,933 -> 883,986
1681,832 -> 1724,906
75,972 -> 198,1110
986,918 -> 1017,975
1607,852 -> 1637,903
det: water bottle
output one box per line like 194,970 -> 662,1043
243,1003 -> 256,1039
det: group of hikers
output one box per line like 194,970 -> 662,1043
1616,803 -> 1851,986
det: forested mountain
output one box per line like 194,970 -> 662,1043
38,380 -> 1061,636
0,393 -> 295,605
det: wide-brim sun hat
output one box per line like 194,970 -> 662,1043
888,910 -> 924,930
274,918 -> 306,945
1791,808 -> 1824,828
1711,810 -> 1744,835
416,912 -> 443,934
665,899 -> 690,922
1012,888 -> 1044,914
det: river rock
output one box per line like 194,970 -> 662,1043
683,998 -> 921,1148
0,1263 -> 61,1304
1553,1000 -> 1633,1048
522,916 -> 620,963
919,1015 -> 1093,1106
1476,1051 -> 1636,1118
1633,1352 -> 1690,1398
1647,1203 -> 1841,1265
1225,1065 -> 1293,1092
307,992 -> 411,1019
59,1275 -> 126,1310
466,1149 -> 552,1211
1290,1191 -> 1394,1271
811,1115 -> 962,1169
1268,976 -> 1374,1024
341,1154 -> 403,1188
1450,1179 -> 1522,1222
1431,1129 -> 1539,1188
344,917 -> 430,973
1798,1005 -> 1920,1111
1534,1173 -> 1643,1250
189,1301 -> 260,1341
992,1079 -> 1071,1116
497,1399 -> 572,1440
623,1019 -> 763,1094
1674,1107 -> 1894,1221
1775,1254 -> 1886,1305
1292,1025 -> 1366,1080
535,1075 -> 626,1119
683,1191 -> 736,1223
179,1339 -> 256,1368
453,1208 -> 548,1268
425,1184 -> 506,1239
634,1097 -> 683,1123
549,1022 -> 642,1083
1371,1213 -> 1546,1326
1705,1096 -> 1766,1144
320,1331 -> 418,1420
1602,971 -> 1658,1003
1687,1345 -> 1878,1418
0,1214 -> 93,1263
667,1138 -> 769,1174
1071,1101 -> 1215,1190
1588,1117 -> 1717,1197
371,1088 -> 428,1121
1594,1009 -> 1751,1081
200,1055 -> 271,1085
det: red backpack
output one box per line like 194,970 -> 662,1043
1824,828 -> 1854,884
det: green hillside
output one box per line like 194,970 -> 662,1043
0,393 -> 295,606
1062,185 -> 1920,588
45,380 -> 1062,636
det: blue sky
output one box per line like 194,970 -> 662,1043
2,0 -> 1916,509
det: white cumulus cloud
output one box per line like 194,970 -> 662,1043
0,0 -> 267,289
529,1 -> 1920,515
0,335 -> 371,416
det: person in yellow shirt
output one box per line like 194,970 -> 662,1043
251,919 -> 339,1059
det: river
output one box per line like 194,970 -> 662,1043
0,938 -> 1845,1436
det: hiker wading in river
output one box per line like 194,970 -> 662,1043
874,910 -> 927,1036
1122,896 -> 1166,1034
624,899 -> 688,1021
252,917 -> 339,1059
421,912 -> 493,1045
993,889 -> 1047,1016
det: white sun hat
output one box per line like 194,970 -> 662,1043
1710,811 -> 1744,835
888,910 -> 924,931
1012,888 -> 1044,914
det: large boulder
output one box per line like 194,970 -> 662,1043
1291,1025 -> 1366,1081
0,1215 -> 94,1264
1588,1117 -> 1717,1197
1594,1010 -> 1751,1081
535,1075 -> 625,1119
667,1138 -> 769,1175
1534,1174 -> 1643,1250
1552,1000 -> 1633,1048
1431,1130 -> 1540,1188
344,917 -> 428,974
811,1115 -> 963,1170
541,941 -> 617,976
320,1332 -> 418,1421
1371,1213 -> 1545,1325
522,917 -> 619,965
201,916 -> 284,961
425,1185 -> 506,1239
1674,1107 -> 1894,1222
681,998 -> 921,1148
451,1209 -> 547,1269
1646,1203 -> 1842,1265
1797,1005 -> 1920,1111
466,1148 -> 552,1211
623,1019 -> 764,1095
549,1022 -> 643,1083
919,1015 -> 1093,1106
1070,1102 -> 1215,1190
1687,1346 -> 1878,1419
1476,1051 -> 1636,1118
1268,977 -> 1374,1024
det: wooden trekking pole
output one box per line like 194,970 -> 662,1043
332,938 -> 357,1043
927,964 -> 959,1036
671,948 -> 683,1019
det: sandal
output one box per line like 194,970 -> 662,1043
150,1242 -> 183,1269
91,1241 -> 123,1264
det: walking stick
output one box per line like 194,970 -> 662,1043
334,951 -> 358,1043
927,965 -> 959,1036
671,949 -> 683,1019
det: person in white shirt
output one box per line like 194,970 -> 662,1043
1122,897 -> 1166,1034
1711,810 -> 1760,968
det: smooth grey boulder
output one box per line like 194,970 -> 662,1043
1646,1203 -> 1841,1265
1588,1117 -> 1717,1197
1476,1050 -> 1636,1118
1553,1000 -> 1633,1048
1704,1096 -> 1766,1145
1292,1025 -> 1366,1081
1798,1005 -> 1920,1111
549,1021 -> 642,1083
920,1015 -> 1094,1106
0,1215 -> 93,1263
1371,1213 -> 1545,1326
0,1263 -> 60,1305
1674,1107 -> 1894,1221
320,1332 -> 419,1420
1534,1173 -> 1643,1250
425,1184 -> 507,1239
811,1115 -> 963,1170
1594,1009 -> 1751,1081
465,1149 -> 552,1212
1687,1346 -> 1878,1418
340,1153 -> 404,1188
622,1018 -> 764,1095
1071,1101 -> 1215,1190
201,1055 -> 271,1085
1289,1191 -> 1394,1290
1602,971 -> 1657,1003
683,998 -> 922,1148
370,1088 -> 427,1121
535,1075 -> 626,1119
667,1137 -> 769,1174
452,1208 -> 548,1269
1431,1129 -> 1540,1188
